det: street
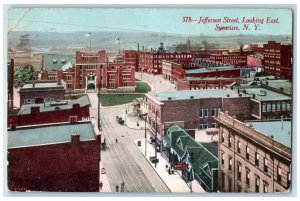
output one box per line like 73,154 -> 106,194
88,93 -> 170,193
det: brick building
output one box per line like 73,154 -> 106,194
7,121 -> 101,192
19,81 -> 65,106
8,95 -> 90,127
209,54 -> 247,67
215,111 -> 291,192
145,89 -> 252,143
138,51 -> 193,74
263,41 -> 292,80
177,77 -> 240,91
41,51 -> 135,91
247,54 -> 263,67
123,50 -> 138,71
184,66 -> 241,80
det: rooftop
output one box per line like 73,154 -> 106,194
8,121 -> 96,148
185,66 -> 237,74
155,89 -> 239,101
18,95 -> 90,115
22,82 -> 63,89
261,79 -> 292,94
246,120 -> 291,148
43,54 -> 75,70
241,88 -> 291,101
183,77 -> 239,81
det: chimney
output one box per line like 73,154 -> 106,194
281,116 -> 284,130
252,94 -> 256,99
137,43 -> 139,51
69,116 -> 78,124
143,46 -> 145,51
10,124 -> 17,130
190,96 -> 194,99
71,134 -> 80,144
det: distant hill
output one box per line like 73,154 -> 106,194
7,31 -> 292,52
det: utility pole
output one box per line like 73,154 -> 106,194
155,110 -> 158,167
144,113 -> 148,157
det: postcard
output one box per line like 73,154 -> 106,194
5,6 -> 294,194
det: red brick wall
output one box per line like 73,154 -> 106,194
19,88 -> 65,106
7,134 -> 101,192
222,96 -> 252,121
8,105 -> 90,127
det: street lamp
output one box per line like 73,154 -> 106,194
141,113 -> 148,157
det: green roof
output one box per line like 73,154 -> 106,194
261,80 -> 292,94
185,66 -> 237,74
242,88 -> 291,101
18,95 -> 91,115
155,89 -> 239,101
8,121 -> 96,148
165,123 -> 218,191
43,54 -> 75,70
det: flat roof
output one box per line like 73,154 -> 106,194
8,121 -> 96,148
242,88 -> 291,101
18,95 -> 90,115
185,66 -> 237,74
247,120 -> 291,148
22,82 -> 63,89
262,80 -> 292,94
155,89 -> 239,101
184,77 -> 239,81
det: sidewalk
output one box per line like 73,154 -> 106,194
134,138 -> 206,193
125,112 -> 145,130
99,162 -> 112,192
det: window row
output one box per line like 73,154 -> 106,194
199,107 -> 219,118
262,101 -> 291,112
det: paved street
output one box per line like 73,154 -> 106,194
88,93 -> 170,193
136,72 -> 177,92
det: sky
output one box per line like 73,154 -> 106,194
6,7 -> 293,36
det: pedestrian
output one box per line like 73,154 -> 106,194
168,167 -> 171,174
116,184 -> 119,192
165,164 -> 168,172
116,138 -> 118,143
121,182 -> 125,192
171,167 -> 174,174
99,181 -> 103,190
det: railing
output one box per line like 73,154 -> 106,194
215,112 -> 291,160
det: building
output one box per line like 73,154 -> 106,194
177,77 -> 240,91
145,89 -> 252,144
8,95 -> 90,127
162,124 -> 218,192
123,50 -> 139,71
247,54 -> 263,67
215,111 -> 291,192
7,121 -> 101,192
41,51 -> 135,91
184,66 -> 241,80
138,49 -> 193,74
263,41 -> 292,80
209,54 -> 247,67
19,81 -> 65,106
237,87 -> 292,120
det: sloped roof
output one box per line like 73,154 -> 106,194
43,54 -> 75,70
18,95 -> 91,115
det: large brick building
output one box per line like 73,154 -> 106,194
209,54 -> 247,67
138,50 -> 193,74
8,95 -> 90,127
41,51 -> 136,91
7,121 -> 101,192
263,41 -> 292,80
215,111 -> 291,192
145,89 -> 252,142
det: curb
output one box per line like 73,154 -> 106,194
133,140 -> 172,193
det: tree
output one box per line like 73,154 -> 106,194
14,64 -> 38,88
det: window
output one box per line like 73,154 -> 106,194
246,146 -> 250,160
246,170 -> 250,187
229,158 -> 232,172
212,122 -> 216,128
229,135 -> 232,148
109,82 -> 115,88
221,152 -> 224,165
199,124 -> 203,130
211,107 -> 217,117
287,102 -> 291,111
109,74 -> 115,80
238,141 -> 241,154
277,167 -> 282,183
277,102 -> 281,111
204,123 -> 208,129
67,75 -> 72,81
199,108 -> 203,117
255,177 -> 260,193
272,103 -> 276,112
228,178 -> 232,192
264,158 -> 268,173
222,132 -> 225,143
282,102 -> 286,111
203,108 -> 208,117
255,152 -> 260,166
263,183 -> 269,193
48,76 -> 56,81
262,103 -> 267,112
237,163 -> 242,180
267,103 -> 272,112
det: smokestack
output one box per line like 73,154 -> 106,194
143,46 -> 144,51
240,45 -> 243,55
137,43 -> 139,51
281,116 -> 284,130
